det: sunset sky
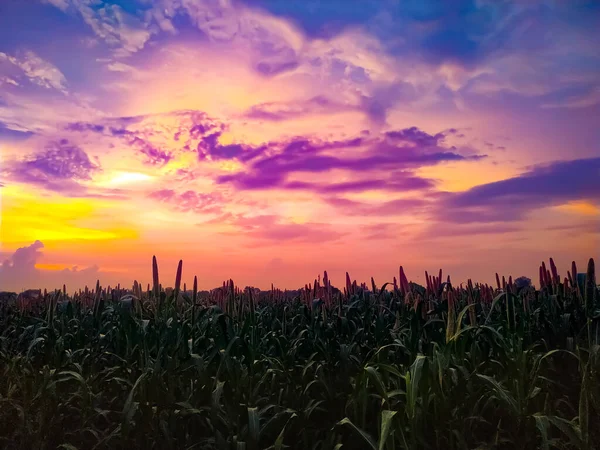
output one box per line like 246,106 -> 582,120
0,0 -> 598,293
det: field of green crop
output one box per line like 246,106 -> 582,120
1,257 -> 599,450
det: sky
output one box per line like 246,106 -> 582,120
0,0 -> 599,293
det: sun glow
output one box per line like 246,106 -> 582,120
109,171 -> 154,185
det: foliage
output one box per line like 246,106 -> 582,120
0,258 -> 599,449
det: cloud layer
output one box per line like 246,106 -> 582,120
0,0 -> 598,290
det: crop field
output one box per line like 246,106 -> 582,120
0,257 -> 599,450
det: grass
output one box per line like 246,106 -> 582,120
0,257 -> 599,449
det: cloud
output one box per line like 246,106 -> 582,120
0,240 -> 104,292
541,86 -> 600,109
212,214 -> 345,245
42,0 -> 69,11
444,157 -> 600,223
358,223 -> 403,240
0,121 -> 35,141
2,139 -> 100,194
45,1 -> 153,57
325,197 -> 426,217
216,126 -> 485,192
160,0 -> 303,76
244,95 -> 356,121
1,138 -> 129,198
148,189 -> 223,215
65,110 -> 228,165
310,175 -> 435,194
0,51 -> 68,93
127,136 -> 173,166
419,223 -> 522,239
1,240 -> 44,276
197,132 -> 268,163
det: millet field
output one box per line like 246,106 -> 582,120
0,257 -> 599,450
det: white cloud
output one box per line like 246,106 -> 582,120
42,0 -> 70,12
44,1 -> 152,57
0,51 -> 68,93
0,77 -> 19,87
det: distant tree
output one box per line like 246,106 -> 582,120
515,276 -> 532,290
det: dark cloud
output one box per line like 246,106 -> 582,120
255,59 -> 299,76
284,174 -> 435,194
250,0 -> 379,37
216,127 -> 485,192
443,157 -> 600,222
197,132 -> 268,163
65,122 -> 106,133
0,122 -> 35,141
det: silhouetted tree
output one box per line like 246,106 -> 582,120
515,276 -> 532,290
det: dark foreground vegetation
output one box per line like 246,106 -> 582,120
1,257 -> 599,450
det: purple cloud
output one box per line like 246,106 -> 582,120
325,197 -> 426,216
197,133 -> 268,163
385,126 -> 446,147
65,116 -> 186,166
211,214 -> 345,245
216,127 -> 485,192
64,111 -> 256,166
65,122 -> 106,133
282,174 -> 435,194
359,223 -> 399,240
16,139 -> 99,180
127,136 -> 172,166
319,175 -> 434,193
1,240 -> 44,275
255,59 -> 299,76
360,82 -> 419,124
244,95 -> 356,122
420,223 -> 522,238
444,157 -> 600,223
0,139 -> 117,196
0,240 -> 105,292
148,189 -> 223,214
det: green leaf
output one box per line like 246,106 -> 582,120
476,374 -> 519,415
365,366 -> 388,402
248,407 -> 260,444
455,304 -> 477,334
378,410 -> 397,450
122,371 -> 146,424
533,415 -> 550,450
273,413 -> 297,450
406,355 -> 426,419
336,418 -> 377,450
212,381 -> 225,409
